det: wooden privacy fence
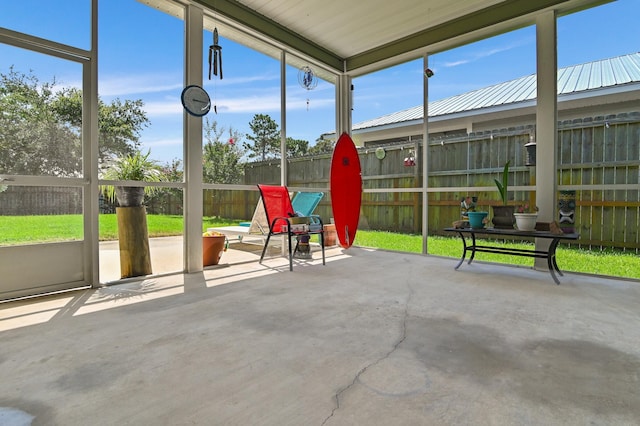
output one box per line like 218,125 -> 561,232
237,111 -> 639,251
0,186 -> 82,215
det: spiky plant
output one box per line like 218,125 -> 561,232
494,160 -> 510,205
100,150 -> 164,203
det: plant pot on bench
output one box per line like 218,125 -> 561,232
514,213 -> 538,231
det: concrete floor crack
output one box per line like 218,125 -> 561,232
321,281 -> 414,425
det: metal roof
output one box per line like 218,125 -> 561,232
353,52 -> 640,131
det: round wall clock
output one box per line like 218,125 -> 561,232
181,85 -> 211,117
375,147 -> 386,159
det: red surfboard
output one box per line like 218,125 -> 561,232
330,132 -> 362,248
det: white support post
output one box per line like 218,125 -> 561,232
280,52 -> 287,255
87,0 -> 100,286
184,5 -> 204,272
280,51 -> 287,185
422,54 -> 430,254
535,10 -> 558,269
335,73 -> 352,136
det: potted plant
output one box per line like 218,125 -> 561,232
514,204 -> 538,231
100,150 -> 165,207
467,210 -> 488,229
100,150 -> 165,278
492,161 -> 516,229
202,230 -> 228,266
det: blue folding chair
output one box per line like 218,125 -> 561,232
291,191 -> 324,217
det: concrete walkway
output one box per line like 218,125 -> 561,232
1,247 -> 640,425
99,236 -> 276,283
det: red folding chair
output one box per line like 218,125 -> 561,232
257,184 -> 325,271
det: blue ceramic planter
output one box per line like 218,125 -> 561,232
467,211 -> 488,229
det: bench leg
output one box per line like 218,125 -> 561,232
454,231 -> 467,270
548,238 -> 562,285
467,232 -> 477,265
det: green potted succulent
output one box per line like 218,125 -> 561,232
100,150 -> 164,207
492,161 -> 515,229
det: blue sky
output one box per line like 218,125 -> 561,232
2,0 -> 639,165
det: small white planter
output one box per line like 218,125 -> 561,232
514,213 -> 538,231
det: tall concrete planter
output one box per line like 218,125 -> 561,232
115,187 -> 152,277
101,150 -> 164,279
117,205 -> 152,278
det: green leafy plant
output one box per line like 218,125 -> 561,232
100,150 -> 165,202
494,161 -> 510,205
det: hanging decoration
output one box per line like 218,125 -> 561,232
208,27 -> 223,113
298,66 -> 318,110
404,150 -> 416,166
209,28 -> 223,80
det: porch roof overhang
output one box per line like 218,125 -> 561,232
158,0 -> 613,76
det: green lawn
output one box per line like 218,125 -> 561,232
1,214 -> 639,280
0,214 -> 234,243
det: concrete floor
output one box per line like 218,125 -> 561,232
1,245 -> 640,425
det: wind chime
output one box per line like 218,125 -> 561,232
208,27 -> 223,113
298,66 -> 318,110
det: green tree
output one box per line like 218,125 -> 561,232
308,137 -> 335,155
243,113 -> 280,161
203,118 -> 244,184
53,87 -> 149,163
0,67 -> 80,175
286,137 -> 309,158
0,67 -> 149,176
146,158 -> 184,214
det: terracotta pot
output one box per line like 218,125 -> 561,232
323,224 -> 337,246
203,235 -> 226,266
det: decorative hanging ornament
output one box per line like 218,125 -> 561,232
404,150 -> 416,166
209,28 -> 223,81
208,27 -> 223,113
298,66 -> 318,110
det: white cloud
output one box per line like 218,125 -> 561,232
203,74 -> 278,88
98,72 -> 280,98
144,137 -> 183,148
144,99 -> 183,116
213,94 -> 334,113
99,73 -> 183,97
443,59 -> 470,67
143,93 -> 334,117
442,36 -> 534,68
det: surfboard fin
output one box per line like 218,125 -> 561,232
345,225 -> 350,248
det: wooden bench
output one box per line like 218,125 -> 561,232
444,227 -> 580,284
